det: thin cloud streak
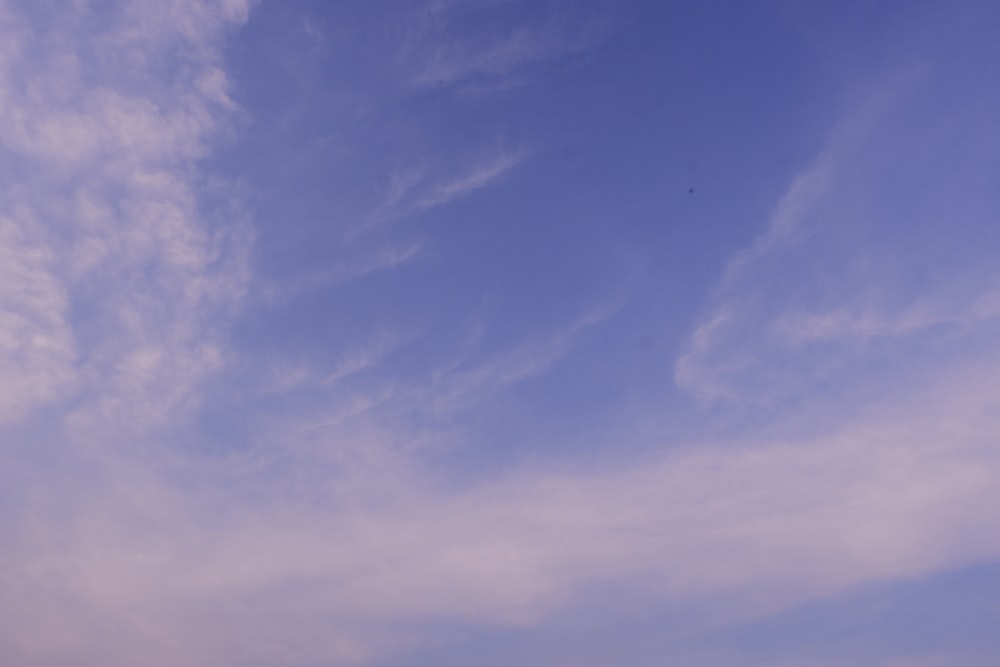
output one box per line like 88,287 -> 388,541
408,9 -> 606,90
260,241 -> 423,304
362,150 -> 523,232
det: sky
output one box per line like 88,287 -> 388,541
2,0 -> 1000,665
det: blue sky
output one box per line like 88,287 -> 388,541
3,0 -> 1000,665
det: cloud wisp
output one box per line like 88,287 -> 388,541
260,241 -> 423,304
406,2 -> 605,91
674,62 -> 1000,409
362,150 -> 524,232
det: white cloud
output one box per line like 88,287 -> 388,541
0,0 -> 252,433
414,299 -> 621,415
364,150 -> 523,231
408,12 -> 604,90
0,213 -> 76,422
6,338 -> 1000,666
414,151 -> 522,212
674,64 -> 1000,407
259,328 -> 417,400
261,241 -> 423,304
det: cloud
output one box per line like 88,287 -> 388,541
260,240 -> 423,303
6,335 -> 1000,666
363,150 -> 523,231
770,283 -> 1000,345
412,151 -> 522,213
407,10 -> 604,90
0,0 -> 254,436
0,213 -> 76,422
672,86 -> 897,404
0,0 -> 255,658
14,227 -> 1000,662
412,299 -> 622,416
674,60 -> 1000,408
260,328 -> 417,398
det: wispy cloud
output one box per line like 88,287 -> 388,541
0,6 -> 254,662
364,150 -> 523,231
407,10 -> 605,90
261,240 -> 423,303
412,150 -> 522,213
0,0 -> 253,436
260,328 -> 417,398
0,213 -> 76,422
417,299 -> 623,415
7,337 -> 1000,665
672,67 -> 999,407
